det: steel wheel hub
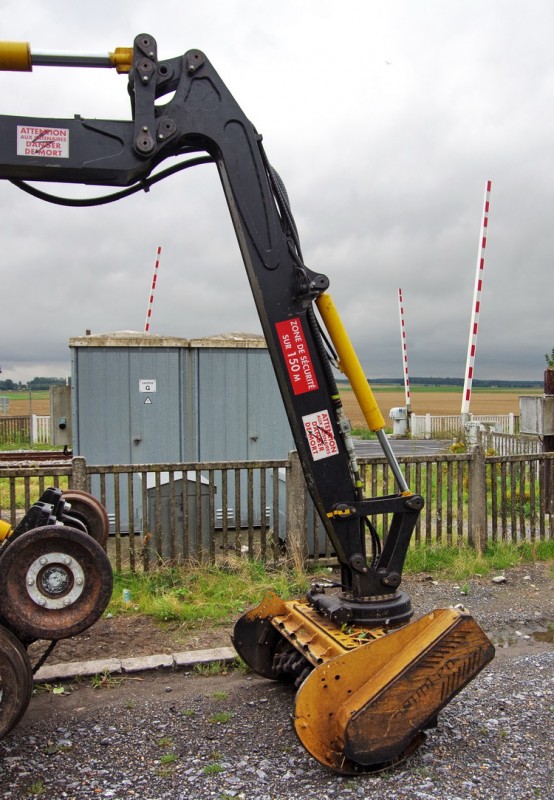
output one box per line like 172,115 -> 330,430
0,525 -> 113,641
26,552 -> 85,609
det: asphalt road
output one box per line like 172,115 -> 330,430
353,437 -> 451,458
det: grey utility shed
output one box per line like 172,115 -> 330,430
70,330 -> 292,464
69,330 -> 293,534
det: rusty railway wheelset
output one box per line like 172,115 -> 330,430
0,488 -> 112,737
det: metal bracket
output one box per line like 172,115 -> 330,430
131,34 -> 158,157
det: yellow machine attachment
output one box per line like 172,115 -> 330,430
233,593 -> 494,774
0,519 -> 12,542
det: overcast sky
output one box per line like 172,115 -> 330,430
0,0 -> 552,385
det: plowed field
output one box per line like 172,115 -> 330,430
3,397 -> 50,416
340,387 -> 538,429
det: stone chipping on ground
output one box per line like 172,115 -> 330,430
0,562 -> 553,799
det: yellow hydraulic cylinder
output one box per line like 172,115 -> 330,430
0,41 -> 32,72
316,292 -> 410,493
315,293 -> 385,432
109,47 -> 134,73
0,42 -> 133,73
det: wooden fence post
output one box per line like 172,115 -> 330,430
286,451 -> 308,569
70,456 -> 88,491
468,444 -> 487,553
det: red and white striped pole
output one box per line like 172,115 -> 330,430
144,245 -> 162,333
398,288 -> 412,416
461,181 -> 492,415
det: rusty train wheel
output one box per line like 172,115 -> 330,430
0,624 -> 33,739
62,490 -> 109,548
0,526 -> 113,641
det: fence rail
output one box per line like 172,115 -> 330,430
488,431 -> 542,456
0,449 -> 552,571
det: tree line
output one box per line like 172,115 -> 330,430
0,377 -> 67,391
336,377 -> 543,388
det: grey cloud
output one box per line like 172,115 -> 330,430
1,0 -> 553,384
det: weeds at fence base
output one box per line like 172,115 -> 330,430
104,544 -> 554,631
108,558 -> 314,626
404,540 -> 554,580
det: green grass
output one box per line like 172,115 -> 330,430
157,737 -> 174,748
404,540 -> 554,580
159,753 -> 178,765
0,390 -> 49,401
109,559 -> 311,625
209,711 -> 234,724
0,442 -> 63,452
90,668 -> 124,690
103,544 -> 554,632
351,427 -> 390,439
340,385 -> 543,395
26,782 -> 46,797
203,762 -> 224,775
0,475 -> 70,509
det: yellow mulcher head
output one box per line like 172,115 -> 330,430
233,594 -> 494,774
294,606 -> 494,773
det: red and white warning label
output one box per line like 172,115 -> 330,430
302,409 -> 339,461
17,126 -> 69,158
275,317 -> 319,395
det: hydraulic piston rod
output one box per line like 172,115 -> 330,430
0,42 -> 133,72
316,292 -> 410,494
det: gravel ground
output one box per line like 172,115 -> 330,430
0,563 -> 553,799
0,651 -> 552,800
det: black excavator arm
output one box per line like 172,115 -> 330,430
0,35 -> 495,774
0,33 -> 422,622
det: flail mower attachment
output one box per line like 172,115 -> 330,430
233,592 -> 494,774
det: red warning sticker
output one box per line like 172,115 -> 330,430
275,317 -> 319,395
17,126 -> 69,158
302,410 -> 339,461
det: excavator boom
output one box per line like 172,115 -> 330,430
0,34 -> 494,768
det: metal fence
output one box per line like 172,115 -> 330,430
411,412 -> 516,438
1,448 -> 552,571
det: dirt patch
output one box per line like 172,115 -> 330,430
28,614 -> 234,670
27,562 -> 553,670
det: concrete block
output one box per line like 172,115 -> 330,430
121,653 -> 174,672
173,647 -> 236,667
34,657 -> 122,683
